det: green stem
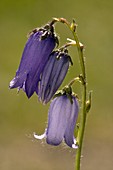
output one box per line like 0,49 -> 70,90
53,18 -> 87,170
75,85 -> 86,170
72,30 -> 87,170
64,19 -> 87,169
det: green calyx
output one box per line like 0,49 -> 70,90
54,86 -> 75,104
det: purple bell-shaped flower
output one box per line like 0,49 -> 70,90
38,49 -> 72,104
34,91 -> 79,148
9,23 -> 58,98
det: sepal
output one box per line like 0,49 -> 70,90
86,91 -> 92,113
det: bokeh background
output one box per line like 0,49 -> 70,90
0,0 -> 113,170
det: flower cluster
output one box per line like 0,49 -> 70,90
9,19 -> 80,148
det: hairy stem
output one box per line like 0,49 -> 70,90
71,28 -> 87,170
64,18 -> 87,170
53,18 -> 88,170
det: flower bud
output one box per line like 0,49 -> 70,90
38,49 -> 72,103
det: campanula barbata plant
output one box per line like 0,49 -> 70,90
9,18 -> 92,170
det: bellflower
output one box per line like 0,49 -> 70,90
34,93 -> 79,148
9,23 -> 57,98
38,49 -> 72,104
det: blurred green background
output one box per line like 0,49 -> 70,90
0,0 -> 113,170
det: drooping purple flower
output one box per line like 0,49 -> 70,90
34,93 -> 79,148
38,49 -> 72,104
9,23 -> 58,98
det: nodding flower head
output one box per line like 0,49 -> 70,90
9,23 -> 58,98
34,91 -> 79,149
38,49 -> 72,104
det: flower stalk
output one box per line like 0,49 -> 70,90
53,18 -> 88,170
71,23 -> 87,170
